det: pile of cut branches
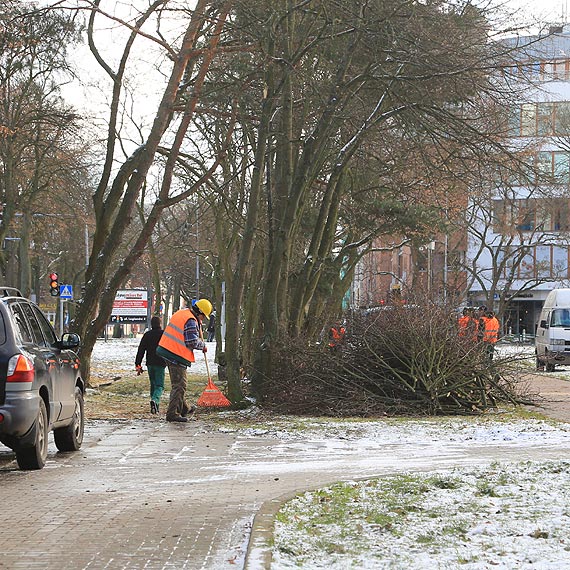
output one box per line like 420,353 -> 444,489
261,303 -> 527,416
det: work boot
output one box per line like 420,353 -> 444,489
181,404 -> 196,417
150,401 -> 158,414
166,415 -> 188,423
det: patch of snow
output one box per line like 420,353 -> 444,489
272,461 -> 570,569
91,336 -> 217,375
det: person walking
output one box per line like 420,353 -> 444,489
206,309 -> 216,342
135,316 -> 167,414
157,298 -> 213,423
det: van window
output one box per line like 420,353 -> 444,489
550,309 -> 570,327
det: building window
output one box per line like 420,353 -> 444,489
534,151 -> 570,185
541,60 -> 569,80
538,103 -> 554,135
555,102 -> 570,134
549,59 -> 569,80
519,61 -> 541,79
536,246 -> 551,278
518,249 -> 535,277
553,246 -> 569,275
554,152 -> 570,184
552,199 -> 570,231
521,103 -> 537,136
493,197 -> 570,233
515,200 -> 536,231
494,245 -> 569,279
508,107 -> 522,136
513,101 -> 570,137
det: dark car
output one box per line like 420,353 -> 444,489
0,287 -> 84,469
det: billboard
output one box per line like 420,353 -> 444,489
110,289 -> 148,324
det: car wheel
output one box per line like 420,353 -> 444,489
54,387 -> 84,452
16,398 -> 48,470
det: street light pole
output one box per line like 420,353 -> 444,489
443,233 -> 448,302
196,210 -> 200,300
195,223 -> 200,299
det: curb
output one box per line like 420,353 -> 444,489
244,476 -> 383,569
243,494 -> 286,569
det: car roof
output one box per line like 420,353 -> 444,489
0,287 -> 24,299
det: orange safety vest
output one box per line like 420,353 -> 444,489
458,315 -> 471,336
329,326 -> 346,347
481,316 -> 499,343
157,309 -> 197,366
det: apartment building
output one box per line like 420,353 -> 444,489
467,26 -> 570,336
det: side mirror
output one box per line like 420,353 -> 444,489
540,320 -> 548,329
60,332 -> 81,349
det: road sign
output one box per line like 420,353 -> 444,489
59,284 -> 73,299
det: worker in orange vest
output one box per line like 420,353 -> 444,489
458,307 -> 476,340
157,298 -> 213,422
480,308 -> 500,359
328,321 -> 346,350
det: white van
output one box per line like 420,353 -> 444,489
535,288 -> 570,371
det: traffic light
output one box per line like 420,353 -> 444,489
49,272 -> 59,297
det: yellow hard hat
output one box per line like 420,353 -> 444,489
194,298 -> 213,318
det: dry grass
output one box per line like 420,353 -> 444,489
85,368 -> 211,420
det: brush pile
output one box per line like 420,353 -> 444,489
262,303 -> 527,416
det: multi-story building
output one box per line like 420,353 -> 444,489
352,229 -> 467,309
468,25 -> 570,336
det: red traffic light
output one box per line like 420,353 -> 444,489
49,272 -> 60,296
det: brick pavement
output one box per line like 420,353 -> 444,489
0,379 -> 570,570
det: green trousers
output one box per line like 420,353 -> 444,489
147,365 -> 165,405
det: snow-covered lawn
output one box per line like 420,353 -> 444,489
273,460 -> 570,569
91,336 -> 214,381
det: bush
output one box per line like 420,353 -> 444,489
261,303 -> 524,416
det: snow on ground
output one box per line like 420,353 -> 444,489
91,336 -> 215,377
272,461 -> 570,570
92,338 -> 570,569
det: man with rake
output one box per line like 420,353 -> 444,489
157,298 -> 213,423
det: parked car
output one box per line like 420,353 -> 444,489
536,288 -> 570,372
0,287 -> 84,469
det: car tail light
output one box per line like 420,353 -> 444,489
0,413 -> 4,422
6,354 -> 34,383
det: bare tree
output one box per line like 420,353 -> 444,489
38,1 -> 235,382
0,1 -> 85,296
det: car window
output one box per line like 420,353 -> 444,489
550,309 -> 570,327
20,303 -> 47,346
32,305 -> 58,346
20,303 -> 48,347
10,303 -> 34,344
0,312 -> 6,345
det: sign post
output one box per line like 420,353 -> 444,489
58,284 -> 73,337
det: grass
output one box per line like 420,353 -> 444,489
273,461 -> 570,568
85,366 -> 555,425
85,367 -> 210,419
